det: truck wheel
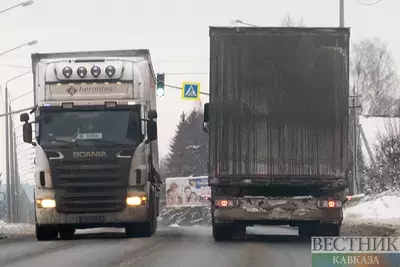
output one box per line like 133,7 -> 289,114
35,224 -> 58,241
125,220 -> 154,238
59,226 -> 75,240
299,224 -> 341,237
319,224 -> 341,236
212,224 -> 234,242
125,192 -> 157,238
125,224 -> 138,238
298,226 -> 312,238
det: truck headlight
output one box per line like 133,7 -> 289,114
126,196 -> 147,206
36,199 -> 56,208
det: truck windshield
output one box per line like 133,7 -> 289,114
38,109 -> 141,147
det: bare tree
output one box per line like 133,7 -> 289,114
363,118 -> 400,194
281,13 -> 304,27
351,38 -> 399,116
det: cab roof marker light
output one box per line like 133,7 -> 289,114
105,65 -> 116,77
62,66 -> 73,78
128,101 -> 136,105
43,103 -> 51,107
77,66 -> 87,78
91,66 -> 101,77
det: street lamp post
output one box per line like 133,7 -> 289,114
232,19 -> 258,27
4,70 -> 32,222
340,0 -> 344,27
0,40 -> 37,57
0,1 -> 34,15
9,93 -> 32,223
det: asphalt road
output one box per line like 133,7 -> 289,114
0,225 -> 311,267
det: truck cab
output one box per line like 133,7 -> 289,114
20,50 -> 161,241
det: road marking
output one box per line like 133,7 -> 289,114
119,240 -> 169,267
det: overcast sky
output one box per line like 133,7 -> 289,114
0,0 -> 398,183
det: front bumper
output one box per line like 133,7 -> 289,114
36,205 -> 149,225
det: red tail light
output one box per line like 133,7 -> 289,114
318,199 -> 342,208
215,199 -> 233,207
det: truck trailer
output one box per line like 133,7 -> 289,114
203,27 -> 350,241
20,49 -> 161,241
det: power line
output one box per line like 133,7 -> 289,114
165,72 -> 208,75
0,64 -> 30,69
356,0 -> 384,6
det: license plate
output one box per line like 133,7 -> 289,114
77,215 -> 105,223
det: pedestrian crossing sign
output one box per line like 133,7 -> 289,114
182,82 -> 200,100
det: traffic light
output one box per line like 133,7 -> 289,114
156,73 -> 165,97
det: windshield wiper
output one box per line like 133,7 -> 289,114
42,139 -> 80,147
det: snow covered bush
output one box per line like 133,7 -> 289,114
362,120 -> 400,194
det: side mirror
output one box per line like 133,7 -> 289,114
22,123 -> 33,143
148,110 -> 158,120
147,120 -> 158,141
203,103 -> 209,133
20,113 -> 29,123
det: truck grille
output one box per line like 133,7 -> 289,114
50,159 -> 129,214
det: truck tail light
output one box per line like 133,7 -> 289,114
215,199 -> 234,207
318,199 -> 342,208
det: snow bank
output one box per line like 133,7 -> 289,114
344,192 -> 400,220
343,190 -> 400,236
0,221 -> 34,239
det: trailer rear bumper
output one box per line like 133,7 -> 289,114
213,197 -> 343,225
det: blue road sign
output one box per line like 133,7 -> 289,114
181,82 -> 200,100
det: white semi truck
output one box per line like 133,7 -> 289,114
20,50 -> 161,241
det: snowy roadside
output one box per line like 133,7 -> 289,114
342,190 -> 400,236
0,221 -> 34,239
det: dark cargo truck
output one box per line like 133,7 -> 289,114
203,27 -> 350,241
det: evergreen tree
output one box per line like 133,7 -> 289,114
165,108 -> 208,177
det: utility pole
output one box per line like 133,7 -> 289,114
340,0 -> 344,27
5,90 -> 11,222
14,130 -> 21,223
352,92 -> 358,195
9,104 -> 16,223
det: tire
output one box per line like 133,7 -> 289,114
299,224 -> 340,237
125,223 -> 139,238
35,224 -> 58,241
125,220 -> 154,238
125,189 -> 157,238
320,224 -> 341,236
59,226 -> 75,240
212,224 -> 234,242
